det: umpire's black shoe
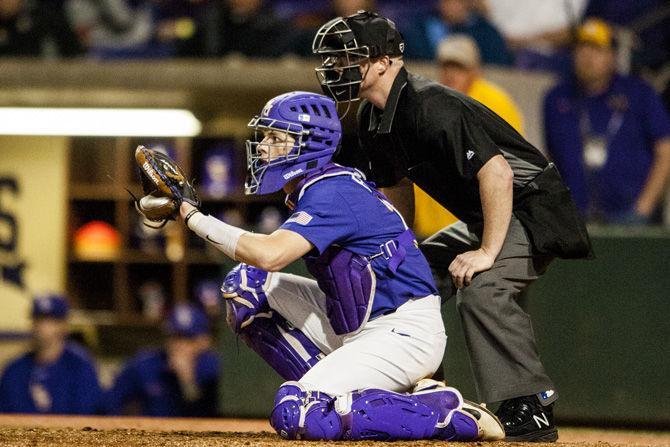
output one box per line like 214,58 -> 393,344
495,395 -> 558,442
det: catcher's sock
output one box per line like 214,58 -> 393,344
496,394 -> 558,442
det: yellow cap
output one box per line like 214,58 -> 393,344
577,18 -> 613,47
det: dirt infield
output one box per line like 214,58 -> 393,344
0,415 -> 668,447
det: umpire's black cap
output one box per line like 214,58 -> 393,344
345,11 -> 404,58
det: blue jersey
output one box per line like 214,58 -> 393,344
544,74 -> 670,219
281,165 -> 438,318
105,349 -> 220,417
0,343 -> 101,414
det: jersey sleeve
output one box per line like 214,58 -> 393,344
641,81 -> 670,143
72,357 -> 102,415
195,351 -> 220,385
280,182 -> 359,254
0,364 -> 16,412
104,358 -> 142,415
186,351 -> 221,417
421,95 -> 502,180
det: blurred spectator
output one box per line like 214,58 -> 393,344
0,0 -> 82,57
414,34 -> 524,237
330,0 -> 373,17
544,19 -> 670,225
0,295 -> 101,414
65,0 -> 154,58
481,0 -> 588,72
195,0 -> 298,57
401,0 -> 512,65
291,0 -> 375,56
150,0 -> 210,57
67,0 -> 207,58
105,303 -> 220,417
436,34 -> 523,131
584,0 -> 670,72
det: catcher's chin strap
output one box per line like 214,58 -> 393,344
125,188 -> 171,229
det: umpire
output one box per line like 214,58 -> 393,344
313,11 -> 592,442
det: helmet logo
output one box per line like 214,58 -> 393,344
399,42 -> 404,53
298,114 -> 311,122
282,168 -> 304,180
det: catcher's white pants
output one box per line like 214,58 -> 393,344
265,272 -> 446,396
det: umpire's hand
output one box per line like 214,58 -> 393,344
448,248 -> 495,288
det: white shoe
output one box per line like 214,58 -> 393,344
411,378 -> 447,393
462,399 -> 506,441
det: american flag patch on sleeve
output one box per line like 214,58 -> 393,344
285,211 -> 313,225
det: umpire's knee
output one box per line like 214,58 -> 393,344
454,277 -> 494,316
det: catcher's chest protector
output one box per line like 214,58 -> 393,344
305,245 -> 376,336
290,165 -> 414,335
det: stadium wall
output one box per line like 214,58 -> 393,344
218,231 -> 670,427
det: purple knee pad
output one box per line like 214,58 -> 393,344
222,263 -> 271,333
270,384 -> 447,441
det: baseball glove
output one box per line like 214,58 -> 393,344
131,145 -> 200,228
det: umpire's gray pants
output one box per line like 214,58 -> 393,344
420,215 -> 556,404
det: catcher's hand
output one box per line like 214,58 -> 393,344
131,145 -> 200,227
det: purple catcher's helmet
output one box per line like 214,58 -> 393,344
245,91 -> 342,195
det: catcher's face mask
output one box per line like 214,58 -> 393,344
245,117 -> 305,195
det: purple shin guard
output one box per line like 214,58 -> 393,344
346,389 -> 440,440
438,410 -> 480,441
239,311 -> 324,381
271,382 -> 341,440
223,264 -> 324,381
271,384 -> 443,441
412,385 -> 480,441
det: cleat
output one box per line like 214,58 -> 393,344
463,399 -> 505,440
496,395 -> 558,442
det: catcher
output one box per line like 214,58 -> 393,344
133,91 -> 504,441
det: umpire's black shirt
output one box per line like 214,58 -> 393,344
354,66 -> 548,224
348,67 -> 592,258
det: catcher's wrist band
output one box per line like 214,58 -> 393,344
188,213 -> 247,260
184,209 -> 201,227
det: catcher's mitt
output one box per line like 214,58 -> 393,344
131,145 -> 200,228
